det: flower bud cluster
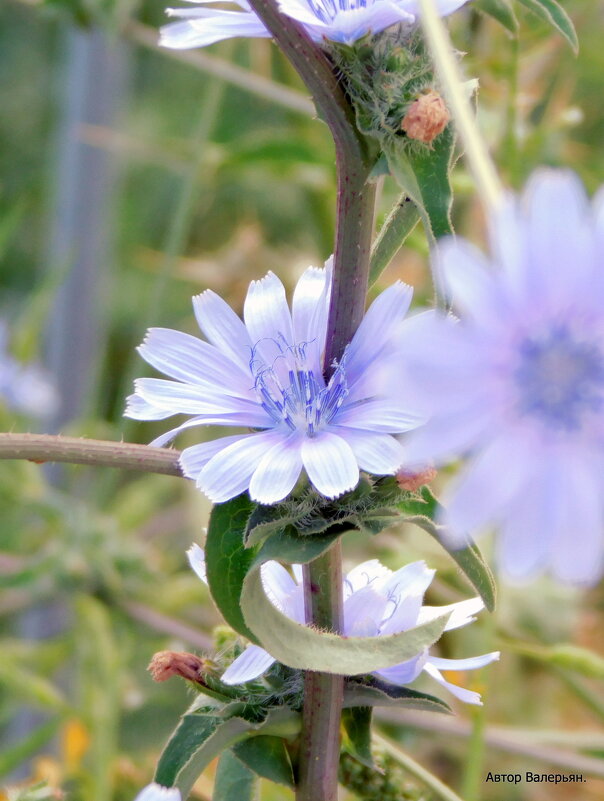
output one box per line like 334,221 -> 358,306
330,29 -> 449,150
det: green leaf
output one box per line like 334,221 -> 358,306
205,494 -> 258,641
156,704 -> 300,799
399,487 -> 496,613
212,750 -> 256,801
256,525 -> 344,566
342,707 -> 374,768
474,0 -> 518,33
241,563 -> 450,674
234,735 -> 295,788
384,121 -> 456,241
344,678 -> 451,714
516,0 -> 578,53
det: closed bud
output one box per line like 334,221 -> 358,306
401,90 -> 450,144
148,650 -> 210,683
396,466 -> 437,492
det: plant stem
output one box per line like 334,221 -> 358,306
0,433 -> 182,476
298,542 -> 345,801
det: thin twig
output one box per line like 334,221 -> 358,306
120,600 -> 213,650
0,433 -> 183,476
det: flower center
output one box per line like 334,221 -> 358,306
307,0 -> 370,23
251,337 -> 348,436
514,325 -> 604,430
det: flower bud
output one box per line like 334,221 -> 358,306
401,90 -> 450,144
147,650 -> 210,683
396,466 -> 437,492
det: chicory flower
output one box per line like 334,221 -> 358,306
160,0 -> 471,50
126,263 -> 422,504
399,170 -> 604,584
188,544 -> 499,703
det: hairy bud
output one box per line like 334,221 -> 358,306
401,91 -> 450,144
148,650 -> 210,683
396,467 -> 437,492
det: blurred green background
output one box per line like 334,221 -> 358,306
1,0 -> 604,799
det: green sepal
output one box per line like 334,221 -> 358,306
205,494 -> 259,642
398,486 -> 497,613
212,750 -> 256,801
344,677 -> 451,714
473,0 -> 518,33
233,735 -> 296,788
516,0 -> 578,53
383,120 -> 456,241
155,701 -> 300,800
342,707 -> 374,768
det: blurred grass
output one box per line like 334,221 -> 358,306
1,0 -> 604,799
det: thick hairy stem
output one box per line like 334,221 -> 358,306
0,433 -> 182,476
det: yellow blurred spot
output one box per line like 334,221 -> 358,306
33,756 -> 63,787
62,719 -> 90,771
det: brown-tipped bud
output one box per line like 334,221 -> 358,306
401,90 -> 450,144
148,650 -> 210,683
396,467 -> 437,492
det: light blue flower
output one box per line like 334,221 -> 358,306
398,170 -> 604,585
0,321 -> 58,419
160,0 -> 471,50
126,263 -> 423,504
133,784 -> 181,801
188,544 -> 499,703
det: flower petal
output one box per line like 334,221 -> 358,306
133,784 -> 181,801
301,431 -> 359,498
378,562 -> 436,635
180,435 -> 251,479
198,430 -> 283,502
244,271 -> 294,356
373,652 -> 427,685
192,290 -> 252,371
221,644 -> 276,685
249,433 -> 304,503
418,597 -> 484,631
343,586 -> 388,637
422,662 -> 484,705
161,10 -> 270,49
343,559 -> 391,599
331,427 -> 405,474
138,327 -> 251,396
428,652 -> 500,671
186,543 -> 207,583
261,560 -> 299,613
336,399 -> 424,434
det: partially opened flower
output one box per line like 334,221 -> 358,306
126,263 -> 422,504
133,783 -> 181,801
188,544 -> 499,703
161,0 -> 470,50
399,170 -> 604,584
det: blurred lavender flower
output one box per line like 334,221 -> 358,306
400,170 -> 604,584
188,544 -> 499,703
126,263 -> 423,504
160,0 -> 470,50
0,321 -> 58,419
133,784 -> 181,801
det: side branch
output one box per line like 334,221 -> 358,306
0,433 -> 183,477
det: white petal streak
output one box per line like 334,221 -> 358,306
439,237 -> 500,321
331,427 -> 404,474
301,431 -> 359,498
261,561 -> 298,612
418,597 -> 484,631
221,644 -> 276,685
336,399 -> 424,433
198,430 -> 283,502
428,652 -> 500,671
133,784 -> 181,801
249,433 -> 303,504
161,12 -> 270,49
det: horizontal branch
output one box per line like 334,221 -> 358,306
0,433 -> 183,477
